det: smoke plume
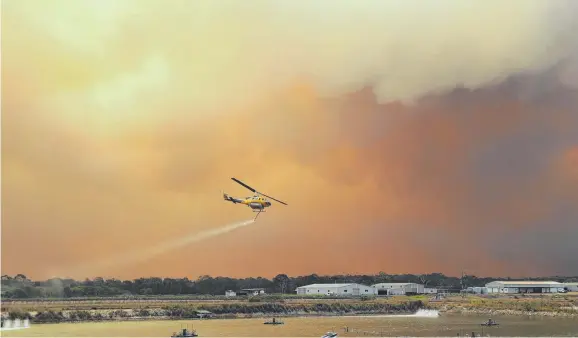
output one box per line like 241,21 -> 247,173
2,0 -> 578,279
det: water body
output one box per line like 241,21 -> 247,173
2,312 -> 577,337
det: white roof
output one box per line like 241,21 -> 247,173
486,281 -> 563,286
296,283 -> 370,289
563,282 -> 578,285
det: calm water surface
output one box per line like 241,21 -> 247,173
2,313 -> 577,337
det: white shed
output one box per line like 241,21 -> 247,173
372,283 -> 425,295
485,281 -> 564,294
225,290 -> 236,297
295,283 -> 377,296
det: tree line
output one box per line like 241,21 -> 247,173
1,272 -> 576,299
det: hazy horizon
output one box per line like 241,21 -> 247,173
4,271 -> 577,283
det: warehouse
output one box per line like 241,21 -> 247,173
372,283 -> 424,295
485,281 -> 565,294
295,283 -> 377,296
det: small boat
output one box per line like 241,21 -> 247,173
264,317 -> 284,325
480,319 -> 499,327
171,327 -> 198,337
322,331 -> 338,338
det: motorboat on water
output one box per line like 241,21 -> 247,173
171,327 -> 198,337
480,318 -> 499,327
321,331 -> 338,338
263,317 -> 284,325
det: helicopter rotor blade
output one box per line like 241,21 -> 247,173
231,178 -> 256,193
260,193 -> 288,206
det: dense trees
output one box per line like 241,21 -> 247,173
1,273 -> 576,299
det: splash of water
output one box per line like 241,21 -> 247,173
0,319 -> 31,331
411,309 -> 440,317
70,219 -> 255,275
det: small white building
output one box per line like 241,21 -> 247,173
563,282 -> 578,292
485,281 -> 564,294
295,283 -> 377,296
225,290 -> 236,297
372,283 -> 425,295
424,287 -> 438,294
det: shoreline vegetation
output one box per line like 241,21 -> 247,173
2,273 -> 577,324
4,298 -> 425,324
2,295 -> 577,324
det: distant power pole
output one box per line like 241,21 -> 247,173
460,270 -> 468,298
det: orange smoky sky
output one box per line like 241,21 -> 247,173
2,0 -> 578,280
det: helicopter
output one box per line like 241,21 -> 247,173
223,178 -> 287,220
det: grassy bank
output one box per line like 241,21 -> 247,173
427,294 -> 578,317
2,294 -> 577,324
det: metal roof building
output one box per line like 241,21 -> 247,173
295,283 -> 377,296
485,281 -> 564,294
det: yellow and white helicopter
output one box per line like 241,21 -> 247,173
223,178 -> 287,220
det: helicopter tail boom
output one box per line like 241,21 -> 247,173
223,192 -> 242,204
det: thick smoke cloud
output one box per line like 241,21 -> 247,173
2,0 -> 578,279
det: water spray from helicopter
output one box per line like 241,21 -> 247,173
70,218 -> 256,277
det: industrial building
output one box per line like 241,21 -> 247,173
295,283 -> 377,296
485,281 -> 565,294
372,283 -> 424,295
564,282 -> 578,292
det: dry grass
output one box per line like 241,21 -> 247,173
426,294 -> 578,315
